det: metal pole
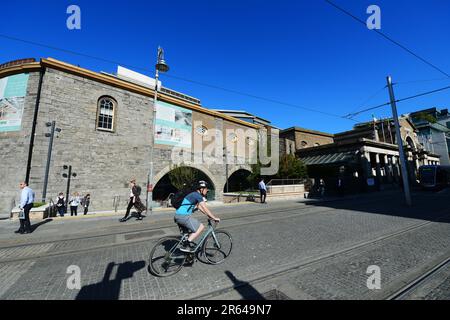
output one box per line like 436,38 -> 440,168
147,69 -> 159,214
65,165 -> 72,213
386,76 -> 412,206
42,121 -> 56,202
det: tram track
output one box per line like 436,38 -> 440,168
387,256 -> 450,300
190,208 -> 450,300
0,195 -> 395,264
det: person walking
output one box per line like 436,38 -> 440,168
15,181 -> 34,234
319,178 -> 326,198
56,192 -> 66,217
119,179 -> 146,222
337,177 -> 344,197
69,192 -> 81,216
258,178 -> 267,204
82,194 -> 91,215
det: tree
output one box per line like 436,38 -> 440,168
168,165 -> 198,190
277,154 -> 308,179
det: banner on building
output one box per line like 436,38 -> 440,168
155,100 -> 192,148
0,73 -> 29,132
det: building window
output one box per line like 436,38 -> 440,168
97,97 -> 115,131
446,121 -> 450,129
195,125 -> 208,136
314,143 -> 320,147
301,141 -> 308,148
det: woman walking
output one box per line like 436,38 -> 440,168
69,192 -> 81,216
82,194 -> 91,215
56,192 -> 66,217
119,179 -> 145,222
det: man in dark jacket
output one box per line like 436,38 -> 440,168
120,179 -> 146,222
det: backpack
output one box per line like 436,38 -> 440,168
171,187 -> 195,209
135,185 -> 142,196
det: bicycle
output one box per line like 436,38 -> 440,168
148,218 -> 232,277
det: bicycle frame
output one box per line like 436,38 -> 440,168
170,220 -> 220,257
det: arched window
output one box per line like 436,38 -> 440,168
314,143 -> 320,147
97,97 -> 116,131
301,141 -> 308,148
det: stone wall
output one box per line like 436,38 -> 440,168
1,67 -> 256,214
0,71 -> 41,217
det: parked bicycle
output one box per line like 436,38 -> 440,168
148,219 -> 232,277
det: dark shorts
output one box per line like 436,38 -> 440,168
174,214 -> 201,233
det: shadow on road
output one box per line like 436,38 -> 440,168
76,260 -> 146,300
225,271 -> 265,300
29,218 -> 53,233
301,189 -> 450,223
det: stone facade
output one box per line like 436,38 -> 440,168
0,59 -> 257,215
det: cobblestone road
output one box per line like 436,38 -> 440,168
0,190 -> 449,300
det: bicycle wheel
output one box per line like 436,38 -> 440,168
149,236 -> 186,277
202,230 -> 232,264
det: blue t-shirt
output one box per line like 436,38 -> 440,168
175,191 -> 205,215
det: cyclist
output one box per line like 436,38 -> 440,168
174,180 -> 220,252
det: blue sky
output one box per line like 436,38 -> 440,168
1,0 -> 449,133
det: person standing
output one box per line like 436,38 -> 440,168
15,182 -> 34,234
56,192 -> 66,217
119,179 -> 145,222
258,178 -> 267,204
319,178 -> 326,198
82,194 -> 91,215
337,177 -> 344,197
69,192 -> 81,216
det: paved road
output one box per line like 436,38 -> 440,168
0,189 -> 449,300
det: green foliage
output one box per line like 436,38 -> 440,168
416,112 -> 437,124
168,165 -> 198,190
277,154 -> 308,179
33,202 -> 46,208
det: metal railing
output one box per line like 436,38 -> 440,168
266,179 -> 307,186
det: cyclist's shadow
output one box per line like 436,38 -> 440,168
76,261 -> 145,300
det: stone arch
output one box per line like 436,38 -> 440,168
152,164 -> 220,202
224,165 -> 253,193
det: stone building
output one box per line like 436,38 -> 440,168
409,107 -> 450,166
0,58 -> 261,215
296,117 -> 440,195
279,127 -> 334,155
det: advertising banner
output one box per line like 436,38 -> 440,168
0,73 -> 29,132
155,100 -> 192,148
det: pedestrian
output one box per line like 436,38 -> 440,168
337,177 -> 344,197
56,192 -> 66,217
258,178 -> 267,204
82,193 -> 91,215
15,181 -> 34,234
319,178 -> 326,198
69,192 -> 81,216
119,179 -> 146,222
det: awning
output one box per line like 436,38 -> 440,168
300,151 -> 356,166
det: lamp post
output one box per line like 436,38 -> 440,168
42,121 -> 61,203
147,46 -> 170,214
62,165 -> 77,213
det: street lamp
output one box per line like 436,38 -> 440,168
62,165 -> 77,213
42,121 -> 62,203
147,46 -> 170,214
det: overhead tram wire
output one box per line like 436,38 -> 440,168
344,84 -> 450,119
324,0 -> 450,78
0,33 -> 354,122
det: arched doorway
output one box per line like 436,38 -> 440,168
224,169 -> 252,193
153,166 -> 216,206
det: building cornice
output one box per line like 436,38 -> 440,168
0,57 -> 259,129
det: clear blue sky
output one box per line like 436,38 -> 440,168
1,0 -> 449,133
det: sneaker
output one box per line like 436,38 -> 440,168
180,241 -> 196,253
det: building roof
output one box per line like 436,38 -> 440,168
280,126 -> 334,138
0,57 -> 259,129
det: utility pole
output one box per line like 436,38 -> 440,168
386,76 -> 412,206
42,121 -> 61,202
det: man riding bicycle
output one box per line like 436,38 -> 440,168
174,181 -> 220,253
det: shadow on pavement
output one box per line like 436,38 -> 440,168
29,218 -> 53,233
76,260 -> 146,300
301,188 -> 450,223
225,270 -> 265,300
